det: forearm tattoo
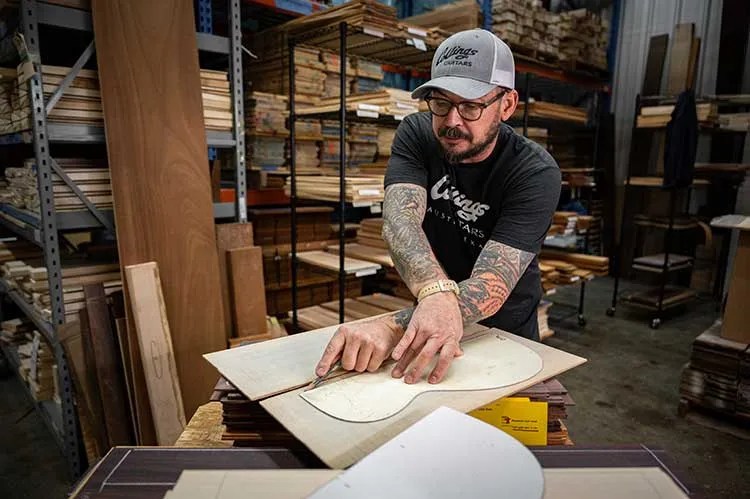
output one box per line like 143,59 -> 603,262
392,307 -> 415,331
383,184 -> 447,292
458,240 -> 534,324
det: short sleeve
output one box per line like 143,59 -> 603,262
384,115 -> 429,188
491,161 -> 561,254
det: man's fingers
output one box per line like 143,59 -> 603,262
316,330 -> 345,376
391,322 -> 417,361
367,348 -> 388,372
429,342 -> 457,384
391,345 -> 418,378
355,342 -> 374,372
404,339 -> 441,384
340,334 -> 361,371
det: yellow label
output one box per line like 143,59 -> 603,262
469,397 -> 548,446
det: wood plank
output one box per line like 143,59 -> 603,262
260,328 -> 587,468
216,223 -> 254,340
666,23 -> 694,95
357,293 -> 414,310
642,34 -> 668,96
93,0 -> 227,420
125,262 -> 186,445
83,284 -> 133,446
327,243 -> 393,267
227,247 -> 267,338
114,316 -> 139,444
722,231 -> 750,343
78,309 -> 109,445
297,250 -> 381,275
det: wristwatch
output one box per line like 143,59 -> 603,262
417,279 -> 460,302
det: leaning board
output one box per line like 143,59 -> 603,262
259,329 -> 586,468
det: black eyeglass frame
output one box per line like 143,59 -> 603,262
424,89 -> 509,121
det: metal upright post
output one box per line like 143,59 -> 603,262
654,187 -> 677,329
289,37 -> 298,329
20,0 -> 82,477
338,21 -> 347,324
229,0 -> 247,222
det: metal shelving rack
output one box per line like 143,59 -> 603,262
606,94 -> 747,329
0,0 -> 246,478
511,70 -> 608,327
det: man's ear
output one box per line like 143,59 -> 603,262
500,89 -> 519,121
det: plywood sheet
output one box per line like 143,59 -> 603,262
167,470 -> 340,499
203,321 -> 485,402
92,0 -> 226,419
301,334 -> 543,422
125,262 -> 186,445
227,247 -> 267,338
310,407 -> 544,499
543,467 -> 689,499
260,329 -> 586,468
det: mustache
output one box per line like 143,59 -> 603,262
438,127 -> 471,140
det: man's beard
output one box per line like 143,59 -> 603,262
438,120 -> 502,164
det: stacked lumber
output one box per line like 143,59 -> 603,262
200,69 -> 233,131
297,250 -> 381,277
266,273 -> 362,316
247,47 -> 324,108
513,378 -> 574,445
294,120 -> 322,171
212,377 -> 304,448
286,175 -> 384,204
321,51 -> 355,99
492,0 -> 560,62
228,317 -> 288,348
248,135 -> 286,171
377,126 -> 396,157
0,68 -> 30,134
249,207 -> 333,246
680,320 -> 750,422
17,331 -> 56,401
541,249 -> 609,275
549,211 -> 578,237
348,123 -> 378,167
357,217 -> 387,249
3,158 -> 111,213
514,100 -> 588,124
245,91 -> 288,136
403,0 -> 481,35
0,318 -> 33,346
556,9 -> 609,71
717,113 -> 750,131
637,102 -> 718,128
297,88 -> 422,120
351,57 -> 383,94
293,293 -> 413,331
538,300 -> 554,341
0,241 -> 41,265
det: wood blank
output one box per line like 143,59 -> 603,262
642,34 -> 668,96
227,247 -> 267,338
216,223 -> 254,339
125,262 -> 186,446
83,283 -> 133,446
93,0 -> 226,420
666,23 -> 694,95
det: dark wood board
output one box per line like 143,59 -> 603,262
216,223 -> 254,340
92,0 -> 226,420
227,247 -> 267,338
642,34 -> 669,96
83,283 -> 134,446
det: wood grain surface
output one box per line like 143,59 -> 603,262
227,247 -> 267,338
92,0 -> 226,420
216,224 -> 254,339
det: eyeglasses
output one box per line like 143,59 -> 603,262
425,91 -> 507,121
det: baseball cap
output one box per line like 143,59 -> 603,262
411,29 -> 515,100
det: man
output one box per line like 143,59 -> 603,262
316,29 -> 560,385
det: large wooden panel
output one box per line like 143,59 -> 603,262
125,262 -> 187,445
666,23 -> 694,95
92,0 -> 226,418
260,330 -> 586,468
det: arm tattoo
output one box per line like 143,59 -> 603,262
457,240 -> 534,324
385,241 -> 533,334
382,184 -> 447,294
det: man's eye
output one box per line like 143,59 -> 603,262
462,103 -> 481,113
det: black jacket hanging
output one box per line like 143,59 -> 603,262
663,90 -> 698,189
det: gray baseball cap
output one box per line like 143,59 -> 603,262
412,29 -> 515,100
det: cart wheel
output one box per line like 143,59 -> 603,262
577,315 -> 587,327
677,399 -> 690,418
650,318 -> 661,329
606,307 -> 615,317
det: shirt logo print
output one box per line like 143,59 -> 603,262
430,175 -> 490,223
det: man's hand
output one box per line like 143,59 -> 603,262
316,318 -> 403,377
391,292 -> 464,385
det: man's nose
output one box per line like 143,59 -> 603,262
443,104 -> 463,127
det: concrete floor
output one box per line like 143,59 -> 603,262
0,277 -> 747,498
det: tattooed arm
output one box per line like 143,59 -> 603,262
381,183 -> 447,295
315,238 -> 534,383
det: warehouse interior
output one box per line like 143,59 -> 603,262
0,0 -> 748,498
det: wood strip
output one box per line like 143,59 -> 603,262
216,223 -> 254,340
83,283 -> 133,446
357,293 -> 414,310
114,316 -> 139,444
227,247 -> 268,338
125,262 -> 186,445
666,23 -> 694,95
642,34 -> 669,95
93,0 -> 227,419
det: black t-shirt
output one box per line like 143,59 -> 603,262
384,112 -> 561,340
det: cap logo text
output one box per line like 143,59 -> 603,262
436,45 -> 479,67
